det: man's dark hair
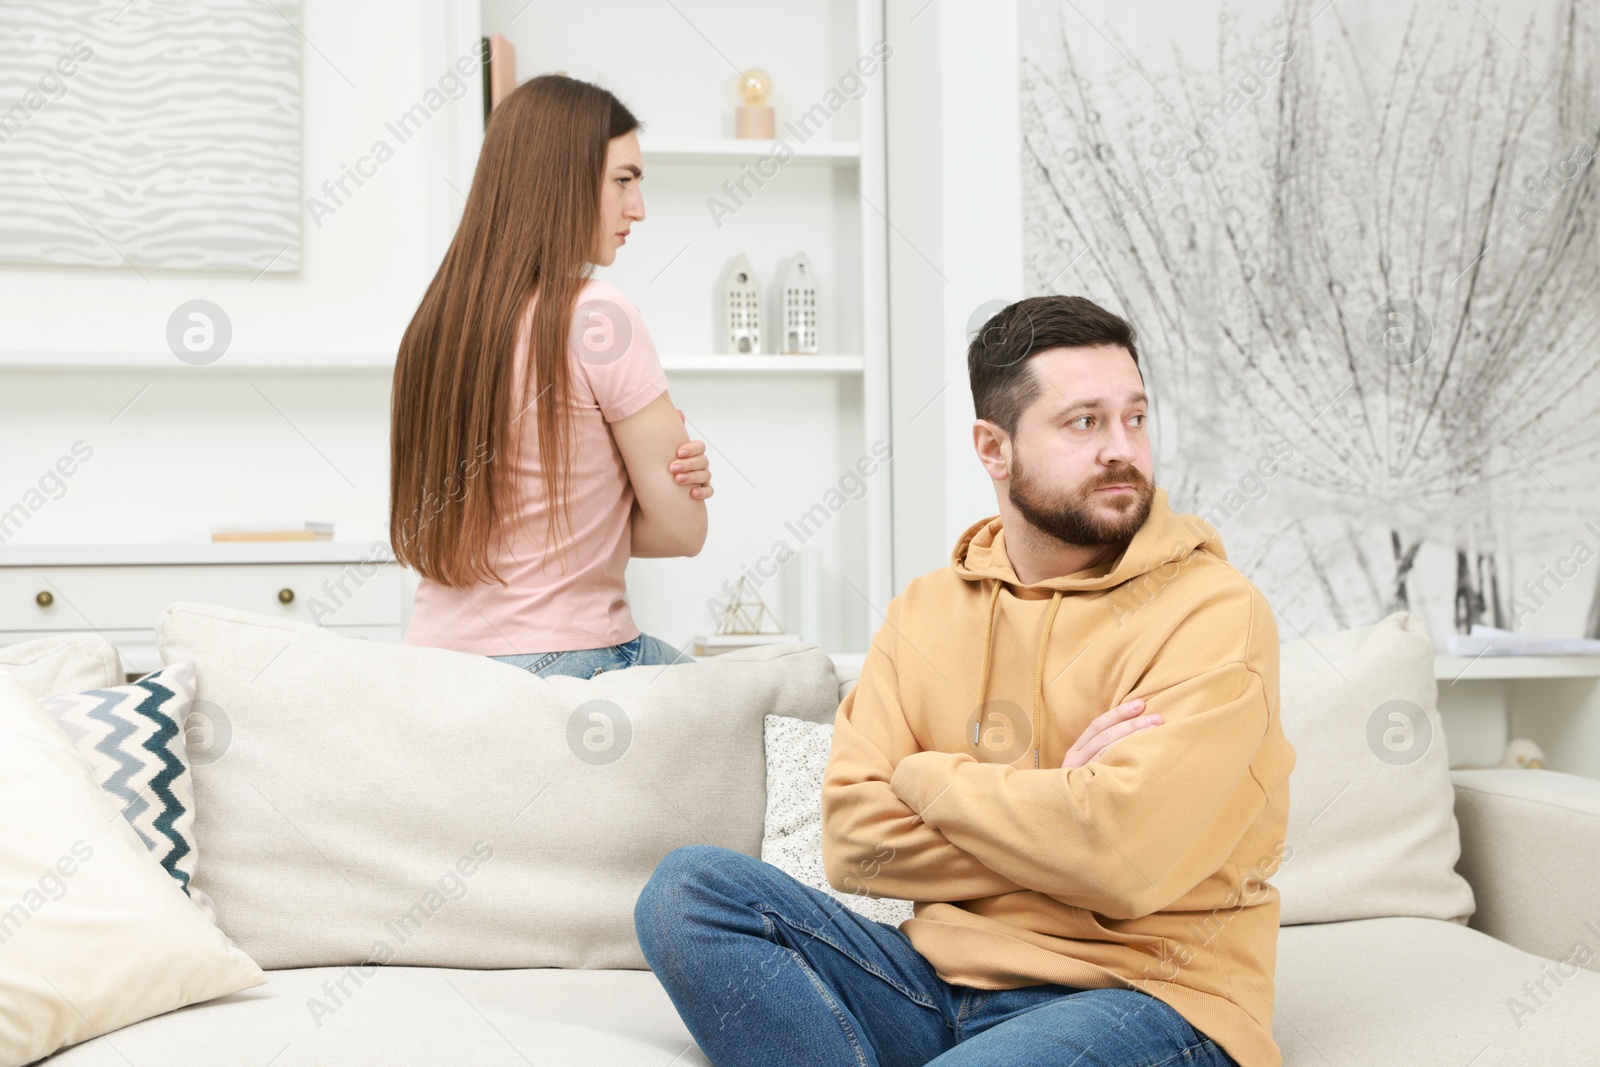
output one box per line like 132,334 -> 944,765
968,295 -> 1141,436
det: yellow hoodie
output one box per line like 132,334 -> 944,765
821,486 -> 1296,1067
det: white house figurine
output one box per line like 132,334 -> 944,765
780,252 -> 820,354
723,254 -> 761,354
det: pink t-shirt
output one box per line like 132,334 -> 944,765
403,278 -> 671,655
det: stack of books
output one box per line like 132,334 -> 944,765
210,522 -> 334,543
691,632 -> 803,657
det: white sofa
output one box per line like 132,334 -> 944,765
9,605 -> 1600,1067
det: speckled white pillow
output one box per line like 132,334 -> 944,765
762,714 -> 915,927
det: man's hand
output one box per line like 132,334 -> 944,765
671,409 -> 714,500
1061,698 -> 1162,769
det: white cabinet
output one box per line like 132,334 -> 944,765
1435,655 -> 1600,780
0,543 -> 413,678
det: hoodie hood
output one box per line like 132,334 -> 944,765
950,486 -> 1224,590
951,486 -> 1224,769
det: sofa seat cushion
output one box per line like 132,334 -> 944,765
41,967 -> 710,1066
1276,916 -> 1600,1066
40,918 -> 1600,1065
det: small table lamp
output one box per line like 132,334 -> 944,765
736,68 -> 775,139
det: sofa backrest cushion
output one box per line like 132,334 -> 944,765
0,632 -> 123,698
1275,610 -> 1475,925
157,601 -> 841,971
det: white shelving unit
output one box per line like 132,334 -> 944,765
473,0 -> 893,653
1434,654 -> 1600,779
1435,655 -> 1600,681
638,137 -> 861,167
660,354 -> 864,375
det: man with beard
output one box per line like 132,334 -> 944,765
635,295 -> 1295,1067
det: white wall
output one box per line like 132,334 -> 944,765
885,0 -> 1023,589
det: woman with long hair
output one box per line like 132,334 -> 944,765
391,75 -> 711,679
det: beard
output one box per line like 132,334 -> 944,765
1008,446 -> 1154,547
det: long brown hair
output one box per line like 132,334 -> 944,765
390,75 -> 639,587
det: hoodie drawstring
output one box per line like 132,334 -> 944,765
1031,590 -> 1063,767
974,582 -> 1064,769
975,580 -> 1001,730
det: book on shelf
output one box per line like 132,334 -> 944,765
1446,624 -> 1600,657
210,521 -> 334,543
481,34 -> 515,126
691,632 -> 804,657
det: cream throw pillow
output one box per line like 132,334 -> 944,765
0,633 -> 122,699
1275,610 -> 1476,925
0,668 -> 264,1067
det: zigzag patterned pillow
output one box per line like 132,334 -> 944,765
40,660 -> 216,921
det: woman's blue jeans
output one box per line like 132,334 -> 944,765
489,632 -> 691,679
635,844 -> 1241,1067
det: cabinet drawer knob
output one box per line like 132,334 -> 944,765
35,590 -> 53,608
278,587 -> 295,605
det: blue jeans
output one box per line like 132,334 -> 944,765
635,845 -> 1240,1067
490,632 -> 691,679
